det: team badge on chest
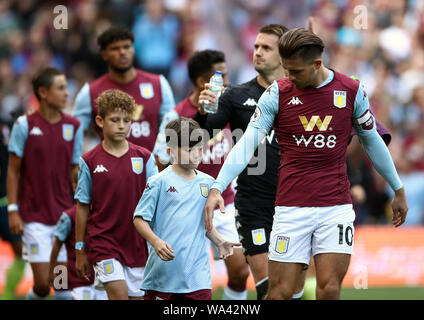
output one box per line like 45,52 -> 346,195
139,83 -> 154,99
200,183 -> 209,198
131,157 -> 144,174
333,90 -> 347,108
62,124 -> 74,141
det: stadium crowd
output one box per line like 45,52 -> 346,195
0,0 -> 423,225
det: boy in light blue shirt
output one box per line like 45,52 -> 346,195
133,117 -> 240,300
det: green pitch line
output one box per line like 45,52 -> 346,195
340,287 -> 424,300
213,287 -> 424,300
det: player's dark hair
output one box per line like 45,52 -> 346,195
165,117 -> 203,148
259,24 -> 289,38
32,67 -> 64,101
96,89 -> 135,118
98,26 -> 134,51
187,50 -> 225,85
279,28 -> 324,63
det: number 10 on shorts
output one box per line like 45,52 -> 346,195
337,224 -> 353,246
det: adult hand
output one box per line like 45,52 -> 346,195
204,188 -> 225,233
218,241 -> 242,260
391,187 -> 408,227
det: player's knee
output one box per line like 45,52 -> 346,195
228,268 -> 249,290
226,259 -> 250,286
266,283 -> 293,300
231,264 -> 250,284
33,284 -> 50,297
317,280 -> 341,299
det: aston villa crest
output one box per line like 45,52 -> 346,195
200,183 -> 209,198
62,124 -> 74,141
334,90 -> 346,108
139,83 -> 154,99
131,157 -> 143,174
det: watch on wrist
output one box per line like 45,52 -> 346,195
75,242 -> 85,250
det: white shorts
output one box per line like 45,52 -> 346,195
71,285 -> 108,300
210,203 -> 241,260
93,258 -> 145,297
22,222 -> 67,263
268,205 -> 355,265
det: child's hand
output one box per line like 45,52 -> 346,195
153,238 -> 175,261
218,241 -> 241,260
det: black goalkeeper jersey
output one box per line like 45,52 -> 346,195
194,77 -> 279,207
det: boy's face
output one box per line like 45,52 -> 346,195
95,109 -> 132,143
39,75 -> 68,109
169,144 -> 203,170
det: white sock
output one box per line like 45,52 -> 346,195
292,289 -> 304,300
54,290 -> 72,300
222,286 -> 248,300
26,288 -> 49,300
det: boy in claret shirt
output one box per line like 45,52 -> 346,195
134,117 -> 240,300
7,67 -> 83,300
75,89 -> 157,300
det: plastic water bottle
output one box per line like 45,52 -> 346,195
203,71 -> 223,114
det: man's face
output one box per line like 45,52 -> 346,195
253,33 -> 282,74
102,39 -> 134,73
42,75 -> 68,109
198,62 -> 229,90
282,56 -> 320,90
96,109 -> 132,143
212,62 -> 230,87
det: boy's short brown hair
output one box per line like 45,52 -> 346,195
165,117 -> 203,148
32,67 -> 64,101
96,89 -> 136,118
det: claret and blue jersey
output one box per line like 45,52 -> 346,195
74,142 -> 158,268
213,69 -> 402,207
8,111 -> 83,225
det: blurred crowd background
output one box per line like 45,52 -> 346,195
0,0 -> 423,226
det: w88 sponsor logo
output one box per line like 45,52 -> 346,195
292,134 -> 337,148
129,121 -> 150,138
202,138 -> 230,163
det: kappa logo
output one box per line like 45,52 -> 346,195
243,98 -> 258,107
93,164 -> 108,173
288,97 -> 303,105
166,186 -> 178,193
29,126 -> 43,136
299,115 -> 332,131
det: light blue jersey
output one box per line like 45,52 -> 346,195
54,212 -> 71,242
134,166 -> 215,293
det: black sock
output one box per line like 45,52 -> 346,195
255,277 -> 269,300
